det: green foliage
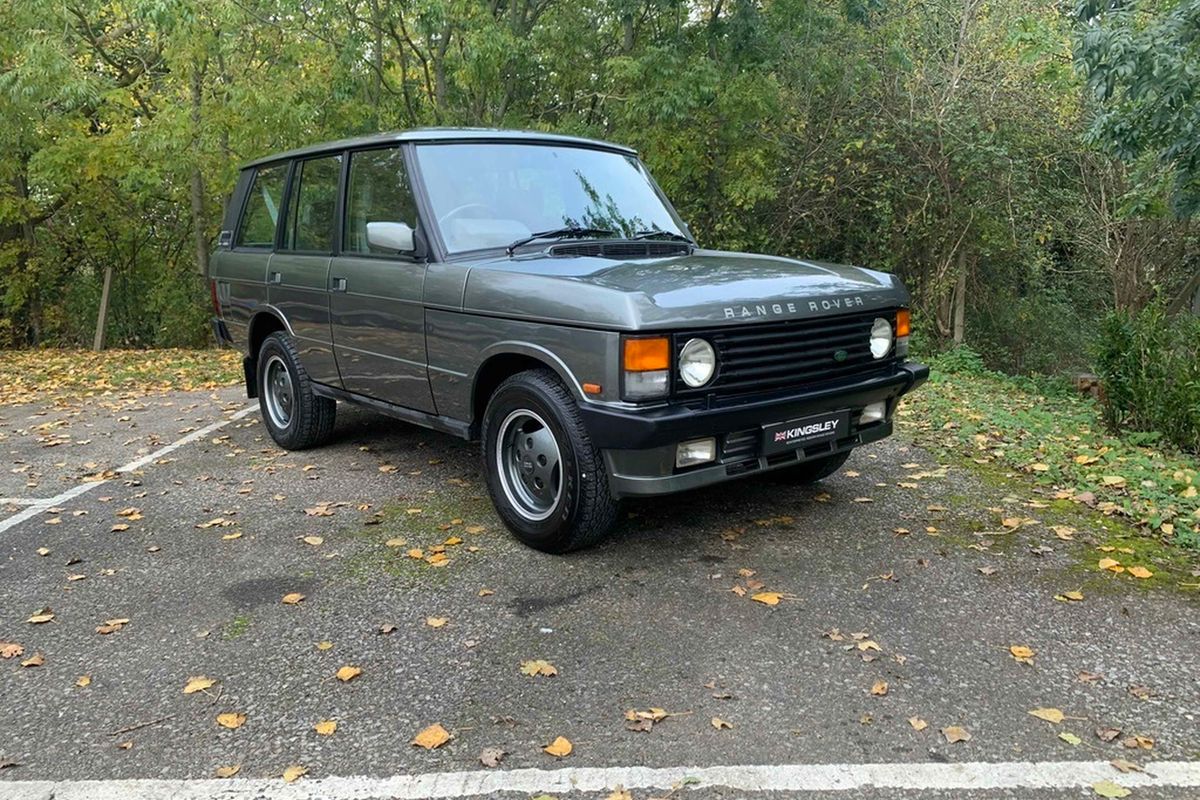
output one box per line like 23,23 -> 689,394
901,365 -> 1200,549
927,344 -> 992,377
1074,0 -> 1200,216
1095,305 -> 1200,453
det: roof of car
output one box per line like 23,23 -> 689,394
240,128 -> 637,169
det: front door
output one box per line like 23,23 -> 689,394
330,145 -> 434,412
267,155 -> 342,386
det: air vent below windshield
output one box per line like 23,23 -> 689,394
547,241 -> 692,259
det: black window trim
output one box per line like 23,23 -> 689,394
231,160 -> 291,253
277,153 -> 344,257
338,143 -> 430,265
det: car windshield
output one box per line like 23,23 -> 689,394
414,142 -> 686,254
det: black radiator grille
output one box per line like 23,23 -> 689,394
675,309 -> 899,398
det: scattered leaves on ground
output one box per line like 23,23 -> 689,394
216,712 -> 247,730
1029,707 -> 1065,724
412,724 -> 452,749
183,676 -> 216,694
543,736 -> 573,757
941,726 -> 971,743
335,665 -> 362,682
520,659 -> 558,677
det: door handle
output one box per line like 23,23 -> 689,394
269,271 -> 282,284
331,277 -> 347,292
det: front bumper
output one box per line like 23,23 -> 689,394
580,362 -> 928,497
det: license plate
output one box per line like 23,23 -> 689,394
762,410 -> 849,455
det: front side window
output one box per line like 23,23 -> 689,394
235,163 -> 288,248
343,147 -> 418,254
284,155 -> 342,252
414,143 -> 686,254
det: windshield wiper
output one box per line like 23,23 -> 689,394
633,229 -> 694,244
506,226 -> 615,256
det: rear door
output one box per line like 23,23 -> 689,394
330,146 -> 434,412
268,155 -> 342,386
219,163 -> 288,341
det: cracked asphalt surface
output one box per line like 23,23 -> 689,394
1,386 -> 1198,797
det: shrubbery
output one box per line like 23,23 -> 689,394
1095,306 -> 1200,453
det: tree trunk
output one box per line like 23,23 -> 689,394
952,253 -> 967,344
189,61 -> 210,278
93,265 -> 114,351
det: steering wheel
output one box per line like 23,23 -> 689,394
438,203 -> 491,227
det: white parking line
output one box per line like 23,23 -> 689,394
3,760 -> 1199,799
0,404 -> 258,535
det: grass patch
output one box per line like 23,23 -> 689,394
898,358 -> 1200,553
222,614 -> 252,640
0,348 -> 241,404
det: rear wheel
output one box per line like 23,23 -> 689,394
482,369 -> 619,553
257,332 -> 336,450
772,450 -> 851,484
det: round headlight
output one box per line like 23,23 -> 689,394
679,338 -> 716,387
869,317 -> 893,359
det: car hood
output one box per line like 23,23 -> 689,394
462,248 -> 908,329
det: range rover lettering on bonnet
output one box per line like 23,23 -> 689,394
724,295 -> 866,319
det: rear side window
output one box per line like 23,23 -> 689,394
235,164 -> 288,248
283,155 -> 342,253
343,147 -> 418,254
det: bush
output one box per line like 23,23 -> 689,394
1095,306 -> 1200,453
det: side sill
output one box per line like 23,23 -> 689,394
310,383 -> 471,440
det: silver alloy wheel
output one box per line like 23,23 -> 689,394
495,409 -> 562,522
263,354 -> 295,430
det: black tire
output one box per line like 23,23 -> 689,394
482,369 -> 620,553
257,332 -> 336,450
772,450 -> 851,484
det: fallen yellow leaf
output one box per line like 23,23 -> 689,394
183,676 -> 216,694
941,725 -> 971,743
76,675 -> 91,688
543,736 -> 573,757
1010,645 -> 1036,664
751,592 -> 784,606
426,617 -> 448,628
335,665 -> 362,682
870,680 -> 888,696
313,719 -> 337,736
908,717 -> 928,731
282,765 -> 307,783
1127,566 -> 1153,579
214,765 -> 241,778
1098,557 -> 1122,572
1028,707 -> 1065,724
281,592 -> 305,605
711,717 -> 733,730
216,712 -> 247,730
520,659 -> 558,677
411,723 -> 452,749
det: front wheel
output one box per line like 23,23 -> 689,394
482,369 -> 619,553
771,450 -> 851,484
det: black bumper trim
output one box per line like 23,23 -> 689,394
580,362 -> 929,450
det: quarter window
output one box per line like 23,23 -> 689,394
343,147 -> 418,254
283,155 -> 342,253
235,163 -> 288,248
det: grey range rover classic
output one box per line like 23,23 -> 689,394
210,129 -> 928,552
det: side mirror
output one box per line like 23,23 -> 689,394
366,221 -> 415,253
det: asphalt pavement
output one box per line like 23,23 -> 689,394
1,387 -> 1197,799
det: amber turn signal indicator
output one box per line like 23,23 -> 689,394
623,337 -> 669,372
582,382 -> 602,395
896,308 -> 911,338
